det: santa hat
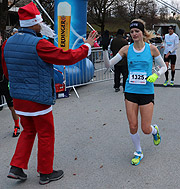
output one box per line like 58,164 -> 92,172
18,2 -> 43,27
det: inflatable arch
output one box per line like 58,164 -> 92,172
54,0 -> 94,87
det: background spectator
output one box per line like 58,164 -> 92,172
110,29 -> 128,92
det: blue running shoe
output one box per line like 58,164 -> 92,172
131,151 -> 143,166
170,80 -> 174,86
152,124 -> 161,146
163,80 -> 169,87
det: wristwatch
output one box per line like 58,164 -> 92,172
169,51 -> 171,54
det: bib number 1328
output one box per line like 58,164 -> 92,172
129,72 -> 147,85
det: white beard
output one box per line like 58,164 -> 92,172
39,22 -> 56,39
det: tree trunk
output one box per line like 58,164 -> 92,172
0,0 -> 8,42
133,0 -> 137,19
101,24 -> 105,34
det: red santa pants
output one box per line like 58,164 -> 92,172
10,111 -> 55,174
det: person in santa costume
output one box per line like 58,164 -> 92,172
2,2 -> 97,185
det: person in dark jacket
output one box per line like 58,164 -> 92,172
0,46 -> 20,137
110,29 -> 128,92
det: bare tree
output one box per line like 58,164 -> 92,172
135,0 -> 158,29
1,0 -> 179,42
0,0 -> 9,41
112,0 -> 130,22
158,6 -> 169,21
87,0 -> 118,34
113,0 -> 159,29
0,0 -> 55,42
125,0 -> 139,20
0,0 -> 23,41
37,0 -> 54,25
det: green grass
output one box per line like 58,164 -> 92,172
87,18 -> 130,34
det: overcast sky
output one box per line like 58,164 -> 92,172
157,0 -> 180,8
156,0 -> 180,13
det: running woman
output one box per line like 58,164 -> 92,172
161,25 -> 179,87
103,19 -> 167,166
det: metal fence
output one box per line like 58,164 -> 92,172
88,47 -> 114,83
66,47 -> 114,89
156,43 -> 164,57
59,47 -> 114,98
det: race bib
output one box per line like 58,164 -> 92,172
167,42 -> 172,46
129,72 -> 147,85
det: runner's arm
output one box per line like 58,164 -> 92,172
169,36 -> 179,53
103,51 -> 122,68
150,44 -> 167,76
154,55 -> 167,76
103,45 -> 128,68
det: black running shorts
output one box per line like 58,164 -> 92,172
164,54 -> 176,65
0,77 -> 13,107
124,92 -> 154,105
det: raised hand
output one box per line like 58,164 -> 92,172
83,31 -> 98,47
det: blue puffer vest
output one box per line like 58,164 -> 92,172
4,28 -> 56,105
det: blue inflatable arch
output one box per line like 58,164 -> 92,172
54,0 -> 94,86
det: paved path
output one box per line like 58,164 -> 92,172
0,46 -> 180,189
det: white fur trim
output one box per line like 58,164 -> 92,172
15,106 -> 52,116
19,14 -> 43,27
84,43 -> 91,56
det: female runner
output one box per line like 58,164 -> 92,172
103,19 -> 167,166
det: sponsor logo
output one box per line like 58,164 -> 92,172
58,15 -> 71,50
60,16 -> 66,47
